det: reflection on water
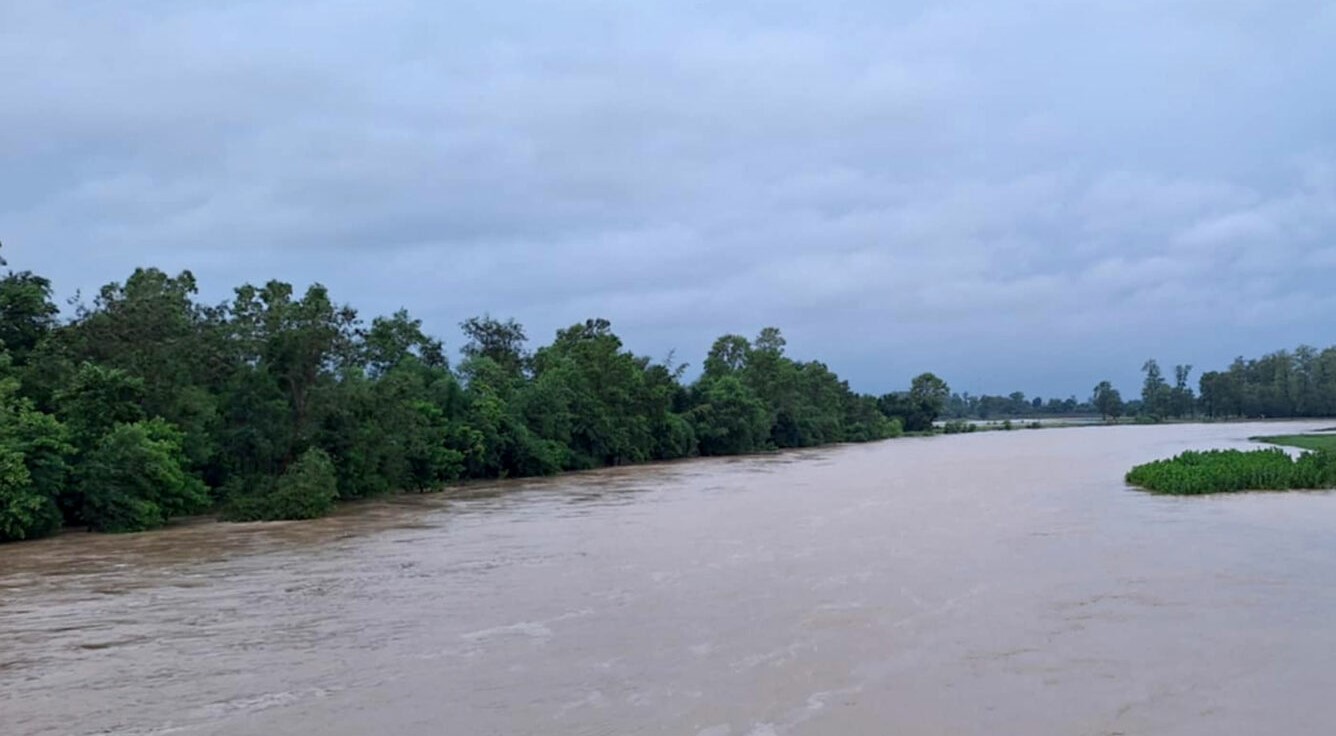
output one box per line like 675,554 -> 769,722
4,422 -> 1336,735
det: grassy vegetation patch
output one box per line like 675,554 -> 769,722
1126,447 -> 1336,494
1253,434 -> 1336,453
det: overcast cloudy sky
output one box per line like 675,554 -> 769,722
3,1 -> 1334,397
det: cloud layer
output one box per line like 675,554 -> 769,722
3,0 -> 1334,396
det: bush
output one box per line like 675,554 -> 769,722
0,389 -> 71,540
942,420 -> 976,434
654,412 -> 698,460
509,433 -> 567,477
79,420 -> 210,532
0,447 -> 63,542
876,416 -> 908,440
222,448 -> 339,521
1126,447 -> 1336,494
690,376 -> 771,456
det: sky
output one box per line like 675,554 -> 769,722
2,0 -> 1335,398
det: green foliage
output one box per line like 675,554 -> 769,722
1254,434 -> 1336,453
460,315 -> 528,377
1126,448 -> 1336,494
364,310 -> 446,375
530,319 -> 657,466
879,372 -> 950,432
655,412 -> 699,458
942,419 -> 977,434
6,408 -> 71,502
0,267 -> 60,366
55,363 -> 147,450
0,447 -> 63,542
0,250 -> 932,542
690,376 -> 772,456
842,395 -> 902,442
947,391 -> 1096,420
1140,359 -> 1171,421
223,448 -> 338,521
0,364 -> 72,537
1196,346 -> 1336,419
79,419 -> 209,532
1092,380 -> 1123,421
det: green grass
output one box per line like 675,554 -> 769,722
1253,434 -> 1336,453
1126,447 -> 1336,494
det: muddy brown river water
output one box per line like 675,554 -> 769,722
4,422 -> 1336,735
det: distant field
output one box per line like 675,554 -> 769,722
1254,434 -> 1336,452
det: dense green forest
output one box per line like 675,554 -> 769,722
0,249 -> 956,541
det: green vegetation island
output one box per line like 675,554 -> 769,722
1126,434 -> 1336,495
6,244 -> 1336,542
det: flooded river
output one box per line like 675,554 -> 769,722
5,422 -> 1336,735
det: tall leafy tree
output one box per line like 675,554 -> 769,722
460,315 -> 528,377
1141,359 -> 1170,420
1170,364 -> 1195,418
1092,380 -> 1124,421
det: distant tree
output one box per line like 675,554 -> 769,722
880,373 -> 950,432
1170,364 -> 1195,418
1092,380 -> 1123,422
1141,359 -> 1170,420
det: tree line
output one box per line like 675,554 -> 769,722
944,392 -> 1097,420
1090,348 -> 1336,423
0,249 -> 952,542
940,348 -> 1336,425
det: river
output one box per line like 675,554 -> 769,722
4,421 -> 1336,735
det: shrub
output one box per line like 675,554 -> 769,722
222,448 -> 339,521
79,419 -> 210,532
654,412 -> 698,460
0,447 -> 63,542
0,390 -> 71,540
942,420 -> 976,434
